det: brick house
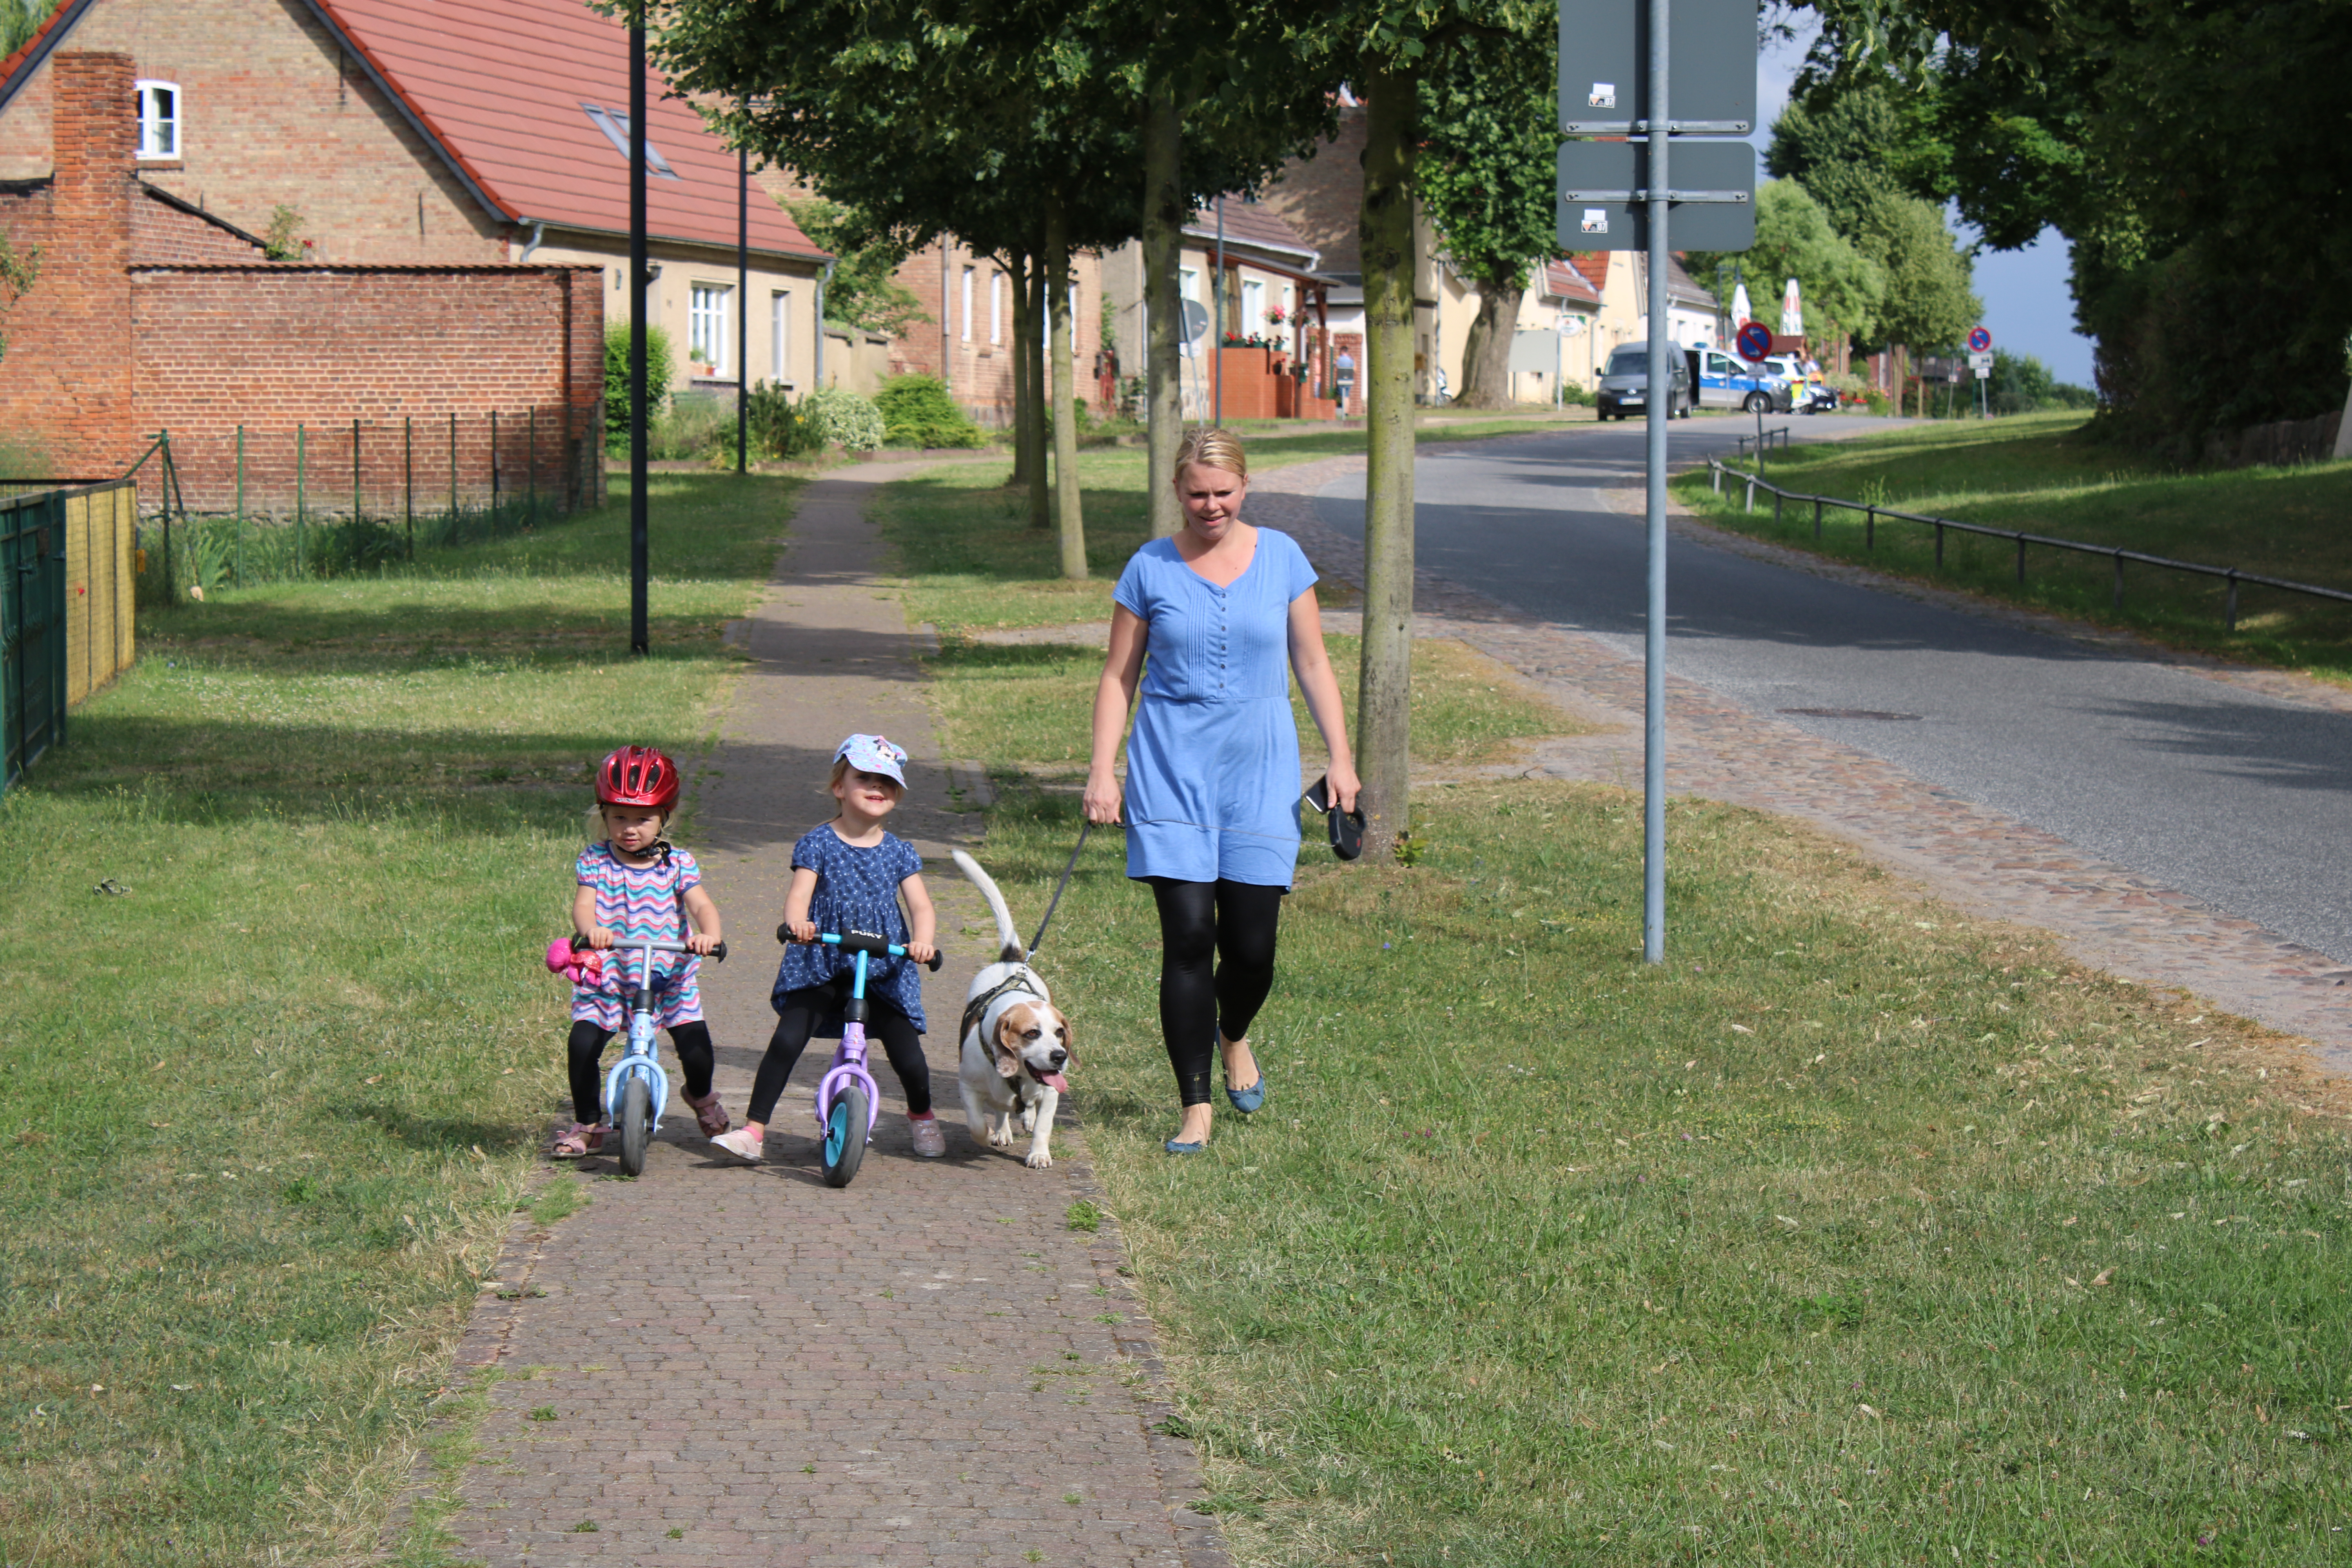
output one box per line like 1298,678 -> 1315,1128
0,0 -> 829,405
878,236 -> 1102,425
2,50 -> 604,508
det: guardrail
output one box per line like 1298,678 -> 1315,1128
1706,457 -> 2352,632
1732,427 -> 1792,460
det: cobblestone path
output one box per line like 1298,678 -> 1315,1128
400,465 -> 1229,1568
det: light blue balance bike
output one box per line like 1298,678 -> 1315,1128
572,933 -> 727,1178
780,926 -> 941,1189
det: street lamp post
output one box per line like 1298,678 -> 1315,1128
628,9 -> 648,655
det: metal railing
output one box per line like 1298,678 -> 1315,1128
1707,457 -> 2352,632
1732,426 -> 1792,460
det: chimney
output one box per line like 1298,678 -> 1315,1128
50,51 -> 137,226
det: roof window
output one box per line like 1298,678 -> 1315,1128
582,103 -> 681,181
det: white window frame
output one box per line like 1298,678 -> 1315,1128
1242,278 -> 1265,334
135,80 -> 180,160
581,103 -> 681,181
771,289 -> 791,385
960,266 -> 975,342
989,270 -> 1002,344
689,282 -> 733,377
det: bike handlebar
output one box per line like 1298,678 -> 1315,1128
777,924 -> 945,972
571,935 -> 728,963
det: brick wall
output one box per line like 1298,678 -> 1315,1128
131,263 -> 603,509
1259,109 -> 1368,278
129,188 -> 267,263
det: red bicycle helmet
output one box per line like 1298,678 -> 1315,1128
596,746 -> 681,811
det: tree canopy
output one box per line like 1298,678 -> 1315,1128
1686,179 -> 1882,350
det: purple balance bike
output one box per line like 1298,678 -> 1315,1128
780,925 -> 942,1188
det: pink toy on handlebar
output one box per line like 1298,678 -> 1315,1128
544,938 -> 604,986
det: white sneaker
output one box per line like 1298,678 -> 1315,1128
710,1127 -> 764,1163
909,1116 -> 946,1158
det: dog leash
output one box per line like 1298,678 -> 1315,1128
1028,819 -> 1093,958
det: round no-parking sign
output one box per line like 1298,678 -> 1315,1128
1735,320 -> 1773,361
1967,325 -> 1993,353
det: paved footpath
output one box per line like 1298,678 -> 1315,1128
401,465 -> 1229,1567
1248,445 -> 2352,1078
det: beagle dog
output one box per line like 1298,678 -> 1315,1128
951,849 -> 1073,1169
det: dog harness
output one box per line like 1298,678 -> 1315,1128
962,965 -> 1046,1047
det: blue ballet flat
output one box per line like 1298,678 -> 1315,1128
1164,1138 -> 1207,1155
1225,1068 -> 1268,1115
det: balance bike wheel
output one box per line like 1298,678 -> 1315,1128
820,1086 -> 869,1189
618,1076 -> 651,1178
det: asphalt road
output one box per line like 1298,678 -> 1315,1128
1316,414 -> 2352,964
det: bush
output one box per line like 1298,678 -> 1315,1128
873,374 -> 985,449
1862,389 -> 1891,416
603,322 -> 675,445
744,382 -> 822,461
803,387 -> 885,453
649,393 -> 730,461
1558,381 -> 1595,407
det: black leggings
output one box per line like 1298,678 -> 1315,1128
568,1019 -> 714,1125
1148,877 -> 1286,1107
747,982 -> 933,1122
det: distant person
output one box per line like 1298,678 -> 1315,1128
1334,348 -> 1356,415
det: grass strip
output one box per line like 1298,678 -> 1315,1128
953,780 -> 2352,1568
1677,414 -> 2352,679
0,473 -> 794,1566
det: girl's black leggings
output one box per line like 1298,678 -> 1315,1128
1147,877 -> 1286,1107
568,1019 -> 714,1125
747,982 -> 933,1123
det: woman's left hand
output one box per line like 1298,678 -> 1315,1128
1326,762 -> 1363,815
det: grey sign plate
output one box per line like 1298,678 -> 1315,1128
1555,139 -> 1757,252
1559,0 -> 1757,135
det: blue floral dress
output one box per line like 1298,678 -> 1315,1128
1112,527 -> 1318,887
771,824 -> 927,1030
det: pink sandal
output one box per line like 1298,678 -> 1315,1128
550,1122 -> 605,1158
683,1090 -> 730,1138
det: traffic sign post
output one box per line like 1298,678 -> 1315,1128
1967,330 -> 1993,417
1558,0 -> 1755,965
1737,319 -> 1771,464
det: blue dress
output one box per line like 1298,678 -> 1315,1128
771,825 -> 927,1031
1112,528 -> 1318,887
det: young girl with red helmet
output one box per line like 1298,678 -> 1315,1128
553,746 -> 730,1158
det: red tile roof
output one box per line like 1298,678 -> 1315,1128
1543,260 -> 1600,305
1562,253 -> 1610,294
319,0 -> 820,258
0,0 -> 93,103
1185,201 -> 1318,264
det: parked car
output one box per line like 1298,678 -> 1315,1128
1694,347 -> 1793,413
1760,354 -> 1836,413
1596,345 -> 1694,421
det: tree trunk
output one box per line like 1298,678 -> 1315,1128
1045,197 -> 1087,579
1356,62 -> 1417,859
1142,83 -> 1184,539
1453,274 -> 1524,410
1024,252 -> 1049,530
1006,250 -> 1031,488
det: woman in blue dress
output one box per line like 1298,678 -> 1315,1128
1083,428 -> 1360,1153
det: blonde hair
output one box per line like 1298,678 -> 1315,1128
1173,427 -> 1249,483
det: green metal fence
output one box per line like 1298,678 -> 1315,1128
0,488 -> 70,790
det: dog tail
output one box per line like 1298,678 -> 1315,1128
950,848 -> 1027,963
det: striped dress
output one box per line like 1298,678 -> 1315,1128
572,841 -> 704,1030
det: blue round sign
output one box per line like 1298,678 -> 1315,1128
1967,325 -> 1993,353
1735,320 -> 1773,361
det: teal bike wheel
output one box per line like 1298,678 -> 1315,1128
820,1085 -> 868,1189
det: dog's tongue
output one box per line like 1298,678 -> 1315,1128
1040,1071 -> 1069,1094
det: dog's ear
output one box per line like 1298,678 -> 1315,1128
993,1005 -> 1032,1078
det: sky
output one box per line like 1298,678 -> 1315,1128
1746,26 -> 2099,387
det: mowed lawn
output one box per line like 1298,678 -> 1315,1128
1677,414 -> 2352,679
0,474 -> 795,1566
887,455 -> 2352,1566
